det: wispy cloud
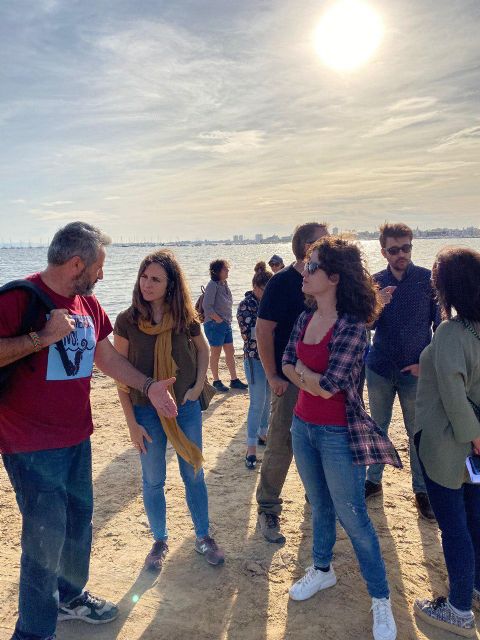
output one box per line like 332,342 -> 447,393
432,124 -> 480,151
364,111 -> 440,138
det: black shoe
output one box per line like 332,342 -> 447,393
365,480 -> 383,500
245,454 -> 257,470
257,437 -> 267,447
230,378 -> 248,390
212,380 -> 229,393
415,492 -> 436,520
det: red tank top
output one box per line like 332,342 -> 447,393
294,323 -> 347,427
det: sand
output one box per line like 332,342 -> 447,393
0,357 -> 468,640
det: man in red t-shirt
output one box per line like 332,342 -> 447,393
0,221 -> 177,640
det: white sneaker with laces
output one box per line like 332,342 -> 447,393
371,597 -> 397,640
289,565 -> 336,601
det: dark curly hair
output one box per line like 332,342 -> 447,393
432,247 -> 480,322
305,236 -> 381,324
209,259 -> 229,282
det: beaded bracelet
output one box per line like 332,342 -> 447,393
28,331 -> 42,353
142,377 -> 155,397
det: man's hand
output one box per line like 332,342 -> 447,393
129,422 -> 153,454
472,437 -> 480,455
379,286 -> 397,306
38,309 -> 76,347
267,373 -> 288,396
401,364 -> 420,377
148,378 -> 178,417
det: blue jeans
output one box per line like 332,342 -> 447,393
418,455 -> 480,611
366,366 -> 425,493
291,416 -> 389,599
244,358 -> 270,446
134,400 -> 209,540
2,440 -> 93,640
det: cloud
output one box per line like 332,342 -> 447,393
10,199 -> 26,204
388,97 -> 438,111
432,124 -> 480,151
42,200 -> 74,207
187,130 -> 265,154
29,208 -> 116,223
363,111 -> 440,138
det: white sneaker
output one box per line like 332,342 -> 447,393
289,565 -> 336,601
371,597 -> 397,640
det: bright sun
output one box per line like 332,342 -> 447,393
314,0 -> 384,72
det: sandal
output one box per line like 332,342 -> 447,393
245,454 -> 257,470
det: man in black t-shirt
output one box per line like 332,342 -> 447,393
256,222 -> 329,542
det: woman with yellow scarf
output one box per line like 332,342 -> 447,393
114,250 -> 224,571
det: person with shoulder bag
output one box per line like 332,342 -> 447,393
413,247 -> 480,638
202,259 -> 247,393
114,250 -> 224,572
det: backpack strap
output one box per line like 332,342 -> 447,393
0,279 -> 73,375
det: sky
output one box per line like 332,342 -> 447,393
0,0 -> 479,243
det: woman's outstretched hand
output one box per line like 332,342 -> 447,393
148,378 -> 178,418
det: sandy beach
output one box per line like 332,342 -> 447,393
0,357 -> 467,640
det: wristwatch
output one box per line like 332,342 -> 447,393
299,369 -> 306,384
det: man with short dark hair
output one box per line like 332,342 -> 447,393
365,222 -> 440,520
0,221 -> 177,640
256,222 -> 328,543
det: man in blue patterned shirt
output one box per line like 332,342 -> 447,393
365,223 -> 440,520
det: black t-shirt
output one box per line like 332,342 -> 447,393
257,265 -> 306,379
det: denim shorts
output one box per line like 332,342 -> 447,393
203,320 -> 233,347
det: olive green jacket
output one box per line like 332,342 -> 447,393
415,319 -> 480,489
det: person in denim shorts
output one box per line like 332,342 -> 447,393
202,259 -> 247,393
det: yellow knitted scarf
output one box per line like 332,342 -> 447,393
138,310 -> 204,473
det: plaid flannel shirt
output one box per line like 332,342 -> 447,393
283,310 -> 402,468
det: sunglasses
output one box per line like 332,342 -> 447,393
385,243 -> 412,256
304,261 -> 325,275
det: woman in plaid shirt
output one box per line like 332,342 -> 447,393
282,236 -> 401,640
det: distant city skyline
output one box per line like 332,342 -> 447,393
1,1 -> 479,242
1,225 -> 479,249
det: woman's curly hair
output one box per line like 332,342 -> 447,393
306,236 -> 381,324
432,246 -> 480,322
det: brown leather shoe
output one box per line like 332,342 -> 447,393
145,540 -> 169,571
258,512 -> 286,544
415,492 -> 436,520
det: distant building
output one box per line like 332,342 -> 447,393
233,235 -> 239,242
255,233 -> 263,242
332,226 -> 339,235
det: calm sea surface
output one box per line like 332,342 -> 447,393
2,238 -> 480,351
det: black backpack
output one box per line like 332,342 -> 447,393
0,280 -> 72,396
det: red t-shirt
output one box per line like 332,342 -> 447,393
0,273 -> 112,454
294,324 -> 347,427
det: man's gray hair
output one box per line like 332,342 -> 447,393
47,221 -> 112,266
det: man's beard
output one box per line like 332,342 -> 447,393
72,268 -> 97,296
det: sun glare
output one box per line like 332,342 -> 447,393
314,0 -> 384,72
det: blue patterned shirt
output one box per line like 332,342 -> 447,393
366,263 -> 440,377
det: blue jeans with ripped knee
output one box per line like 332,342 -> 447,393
291,415 -> 389,599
